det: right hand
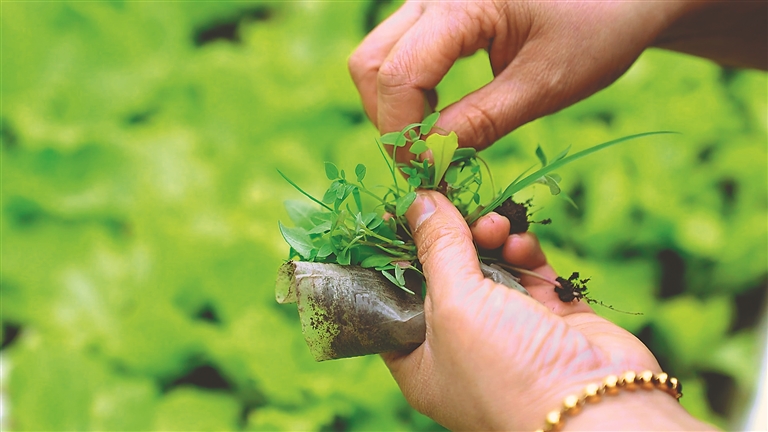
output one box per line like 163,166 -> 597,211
349,0 -> 699,158
381,191 -> 715,431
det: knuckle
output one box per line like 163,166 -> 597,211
347,51 -> 375,83
378,58 -> 416,90
416,225 -> 467,265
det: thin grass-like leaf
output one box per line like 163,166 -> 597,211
278,170 -> 333,211
473,131 -> 676,222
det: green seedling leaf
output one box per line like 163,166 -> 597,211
284,200 -> 322,230
394,263 -> 405,285
409,139 -> 428,154
336,248 -> 351,266
395,191 -> 417,217
444,166 -> 459,184
367,217 -> 383,230
472,131 -> 676,223
352,187 -> 363,213
278,222 -> 315,259
535,145 -> 547,167
335,183 -> 349,200
425,131 -> 459,188
317,243 -> 334,258
355,164 -> 366,182
361,255 -> 394,268
307,221 -> 332,234
322,182 -> 340,204
420,112 -> 439,135
407,175 -> 422,188
407,129 -> 419,141
542,175 -> 561,195
381,269 -> 400,286
380,269 -> 415,294
325,162 -> 339,180
380,132 -> 400,145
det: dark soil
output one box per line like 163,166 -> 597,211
495,198 -> 530,234
554,272 -> 591,303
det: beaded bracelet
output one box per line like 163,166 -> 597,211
536,370 -> 683,432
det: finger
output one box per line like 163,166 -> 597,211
501,233 -> 547,270
405,190 -> 486,305
500,233 -> 594,316
377,6 -> 493,161
470,212 -> 510,250
436,35 -> 640,151
349,1 -> 424,128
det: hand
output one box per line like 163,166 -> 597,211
382,190 -> 715,431
349,1 -> 764,158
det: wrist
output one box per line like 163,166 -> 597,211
562,385 -> 716,431
651,1 -> 767,69
531,371 -> 718,432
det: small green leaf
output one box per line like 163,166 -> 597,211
278,222 -> 315,259
407,175 -> 422,188
394,264 -> 405,285
284,200 -> 321,230
444,166 -> 459,184
381,269 -> 400,286
336,183 -> 348,200
324,162 -> 339,180
381,269 -> 415,294
420,112 -> 439,135
352,187 -> 363,213
409,139 -> 428,154
361,255 -> 394,268
395,191 -> 417,217
425,131 -> 459,188
367,217 -> 383,230
394,134 -> 407,148
380,132 -> 400,145
407,129 -> 419,141
322,190 -> 335,205
401,167 -> 418,178
307,221 -> 332,234
317,243 -> 334,258
543,175 -> 561,195
336,248 -> 351,266
535,145 -> 547,167
355,164 -> 366,182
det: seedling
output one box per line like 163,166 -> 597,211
279,113 -> 670,292
277,113 -> 662,359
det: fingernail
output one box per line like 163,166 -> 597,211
408,191 -> 437,231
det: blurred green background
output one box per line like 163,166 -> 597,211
2,1 -> 766,431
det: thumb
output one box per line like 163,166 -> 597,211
405,190 -> 486,304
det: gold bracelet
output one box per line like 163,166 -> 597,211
536,370 -> 683,432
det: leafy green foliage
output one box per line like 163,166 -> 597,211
279,116 -> 672,296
